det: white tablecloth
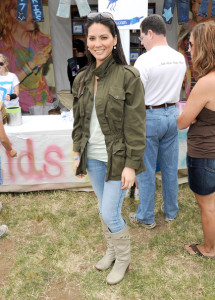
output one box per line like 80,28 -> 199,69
0,113 -> 187,192
0,115 -> 92,192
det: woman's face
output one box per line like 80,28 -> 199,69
189,33 -> 194,57
87,23 -> 117,67
10,1 -> 35,31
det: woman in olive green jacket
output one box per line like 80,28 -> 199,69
72,12 -> 146,285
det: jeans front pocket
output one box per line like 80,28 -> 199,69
205,158 -> 215,173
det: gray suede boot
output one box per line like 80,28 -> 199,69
95,215 -> 115,271
106,225 -> 131,285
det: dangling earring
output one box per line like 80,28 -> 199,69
113,45 -> 116,50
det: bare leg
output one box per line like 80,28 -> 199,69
185,192 -> 215,257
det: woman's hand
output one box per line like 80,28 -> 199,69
7,149 -> 17,158
28,44 -> 52,70
121,167 -> 135,190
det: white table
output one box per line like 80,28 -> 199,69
0,113 -> 187,192
0,115 -> 92,192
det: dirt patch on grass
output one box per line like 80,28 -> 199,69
43,279 -> 85,300
0,238 -> 15,287
27,221 -> 47,235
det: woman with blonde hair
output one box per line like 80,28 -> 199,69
177,21 -> 215,258
0,53 -> 20,107
0,0 -> 53,112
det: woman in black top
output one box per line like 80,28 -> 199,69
177,21 -> 215,258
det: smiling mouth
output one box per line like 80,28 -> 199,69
95,50 -> 105,53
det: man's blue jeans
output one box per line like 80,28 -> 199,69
136,105 -> 179,224
198,0 -> 215,18
162,0 -> 189,25
86,159 -> 126,233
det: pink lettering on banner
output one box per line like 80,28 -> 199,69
6,139 -> 65,182
17,139 -> 43,179
43,145 -> 64,178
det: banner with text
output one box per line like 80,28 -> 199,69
98,0 -> 148,30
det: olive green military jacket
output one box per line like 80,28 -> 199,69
72,55 -> 146,181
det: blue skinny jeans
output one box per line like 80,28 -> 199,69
86,158 -> 126,233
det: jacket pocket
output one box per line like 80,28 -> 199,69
111,142 -> 126,177
106,87 -> 125,121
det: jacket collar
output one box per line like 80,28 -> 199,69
93,55 -> 116,78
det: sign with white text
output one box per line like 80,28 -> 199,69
98,0 -> 148,30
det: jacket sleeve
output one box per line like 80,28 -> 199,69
123,66 -> 146,170
72,73 -> 83,153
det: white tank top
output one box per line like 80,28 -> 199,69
87,95 -> 108,162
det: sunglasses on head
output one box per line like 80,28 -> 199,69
87,12 -> 114,21
0,62 -> 4,66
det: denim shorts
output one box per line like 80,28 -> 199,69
187,155 -> 215,195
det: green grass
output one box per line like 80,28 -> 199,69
0,183 -> 215,300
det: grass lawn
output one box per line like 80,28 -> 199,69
0,182 -> 215,300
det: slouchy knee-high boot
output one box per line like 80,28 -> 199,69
106,225 -> 131,285
95,215 -> 115,271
